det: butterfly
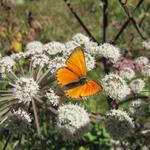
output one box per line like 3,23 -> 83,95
56,47 -> 102,99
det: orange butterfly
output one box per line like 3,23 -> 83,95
56,47 -> 102,99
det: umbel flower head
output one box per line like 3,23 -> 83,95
142,40 -> 150,50
134,56 -> 149,66
57,104 -> 91,141
119,67 -> 135,80
46,88 -> 60,106
0,56 -> 15,78
84,53 -> 96,71
129,79 -> 145,94
25,41 -> 43,55
105,109 -> 135,140
128,99 -> 145,116
101,73 -> 130,101
141,64 -> 150,77
43,41 -> 66,55
4,108 -> 31,134
72,33 -> 90,45
98,43 -> 121,62
31,54 -> 49,68
12,77 -> 39,103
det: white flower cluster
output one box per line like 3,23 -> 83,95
72,33 -> 90,45
98,43 -> 121,62
142,65 -> 150,77
135,56 -> 149,66
85,53 -> 96,71
101,74 -> 130,101
5,108 -> 31,134
48,57 -> 66,74
105,109 -> 134,140
142,40 -> 150,50
119,67 -> 135,80
31,54 -> 49,68
57,104 -> 90,141
46,88 -> 60,106
129,79 -> 145,94
25,41 -> 43,56
11,52 -> 26,60
64,40 -> 80,56
12,108 -> 31,122
129,99 -> 144,115
13,77 -> 39,103
0,56 -> 15,78
43,41 -> 66,55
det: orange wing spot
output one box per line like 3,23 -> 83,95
56,67 -> 78,86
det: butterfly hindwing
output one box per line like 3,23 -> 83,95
80,80 -> 102,97
56,67 -> 78,86
66,85 -> 85,99
66,47 -> 87,77
66,80 -> 102,99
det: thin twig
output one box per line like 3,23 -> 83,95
120,141 -> 126,150
118,95 -> 149,106
102,0 -> 108,43
112,0 -> 145,44
63,0 -> 99,44
31,98 -> 41,135
3,133 -> 11,150
119,1 -> 146,40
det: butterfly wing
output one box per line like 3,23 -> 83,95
66,47 -> 87,77
80,80 -> 102,97
66,85 -> 85,99
66,80 -> 102,99
56,67 -> 78,86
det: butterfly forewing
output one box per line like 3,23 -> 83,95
66,47 -> 87,77
56,67 -> 78,86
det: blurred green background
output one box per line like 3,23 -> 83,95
0,0 -> 149,149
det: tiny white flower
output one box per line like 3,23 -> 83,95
57,104 -> 91,141
46,89 -> 60,106
43,41 -> 66,55
101,73 -> 130,101
97,43 -> 121,62
129,79 -> 145,94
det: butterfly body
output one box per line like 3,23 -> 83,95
56,47 -> 102,99
64,77 -> 86,90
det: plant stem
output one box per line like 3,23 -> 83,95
3,133 -> 11,150
31,98 -> 41,136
